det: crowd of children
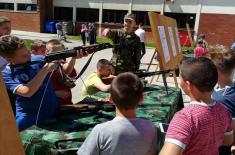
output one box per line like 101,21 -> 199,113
1,16 -> 235,155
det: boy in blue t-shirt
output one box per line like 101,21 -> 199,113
0,35 -> 85,131
203,47 -> 235,154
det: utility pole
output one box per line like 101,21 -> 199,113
161,0 -> 166,15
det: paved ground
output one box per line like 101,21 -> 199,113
11,30 -> 190,104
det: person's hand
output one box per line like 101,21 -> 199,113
44,61 -> 60,72
55,90 -> 70,99
102,28 -> 110,37
75,49 -> 88,59
108,75 -> 116,78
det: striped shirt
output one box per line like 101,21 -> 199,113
165,101 -> 233,155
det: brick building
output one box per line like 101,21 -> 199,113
0,0 -> 235,46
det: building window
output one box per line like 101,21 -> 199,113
0,3 -> 14,10
77,8 -> 99,22
164,13 -> 196,29
103,9 -> 128,24
132,11 -> 151,26
17,4 -> 37,11
54,7 -> 73,21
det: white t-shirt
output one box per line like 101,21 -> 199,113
135,28 -> 145,43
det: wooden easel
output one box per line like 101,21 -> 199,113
186,23 -> 194,48
0,69 -> 25,155
147,12 -> 183,88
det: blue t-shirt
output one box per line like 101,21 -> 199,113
212,84 -> 235,118
2,55 -> 60,131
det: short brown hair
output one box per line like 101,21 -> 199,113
0,35 -> 25,58
0,17 -> 11,26
110,72 -> 143,110
203,45 -> 235,73
31,39 -> 46,51
46,39 -> 64,52
180,57 -> 218,92
97,59 -> 112,69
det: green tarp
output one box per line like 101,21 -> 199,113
21,84 -> 183,155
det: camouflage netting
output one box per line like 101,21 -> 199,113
21,84 -> 183,155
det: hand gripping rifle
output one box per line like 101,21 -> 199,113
10,43 -> 113,78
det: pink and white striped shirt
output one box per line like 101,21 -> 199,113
165,101 -> 233,155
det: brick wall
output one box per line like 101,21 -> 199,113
0,0 -> 53,33
199,13 -> 235,47
0,11 -> 41,32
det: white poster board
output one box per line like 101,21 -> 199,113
168,27 -> 177,56
158,26 -> 170,62
175,27 -> 181,50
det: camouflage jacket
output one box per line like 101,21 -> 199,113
108,29 -> 141,74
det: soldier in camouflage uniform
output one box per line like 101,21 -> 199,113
102,13 -> 141,75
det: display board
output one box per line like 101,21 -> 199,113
148,12 -> 182,70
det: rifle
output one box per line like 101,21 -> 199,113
10,43 -> 113,78
10,43 -> 113,69
60,97 -> 115,112
102,70 -> 173,94
61,102 -> 115,113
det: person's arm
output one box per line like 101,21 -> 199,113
62,50 -> 88,75
223,133 -> 233,146
102,28 -> 111,38
15,62 -> 57,97
62,57 -> 76,75
94,82 -> 110,92
159,112 -> 193,155
159,142 -> 183,155
102,28 -> 118,41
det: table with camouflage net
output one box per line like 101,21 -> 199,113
20,84 -> 183,155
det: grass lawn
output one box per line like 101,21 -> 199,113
24,39 -> 32,49
68,35 -> 156,48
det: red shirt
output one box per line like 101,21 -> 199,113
51,69 -> 77,105
165,101 -> 232,155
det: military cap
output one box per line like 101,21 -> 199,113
124,13 -> 136,21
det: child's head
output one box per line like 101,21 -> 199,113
97,59 -> 112,77
110,72 -> 143,110
197,39 -> 203,46
203,45 -> 235,75
198,33 -> 206,39
46,39 -> 65,53
0,17 -> 11,36
180,57 -> 218,96
0,35 -> 30,64
31,39 -> 46,55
